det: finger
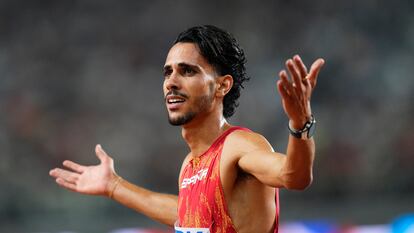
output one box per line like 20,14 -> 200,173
49,168 -> 62,178
308,58 -> 325,88
305,78 -> 312,90
56,178 -> 77,192
277,80 -> 290,100
49,168 -> 79,183
279,70 -> 294,96
293,55 -> 308,79
286,59 -> 302,96
63,160 -> 86,173
95,144 -> 109,163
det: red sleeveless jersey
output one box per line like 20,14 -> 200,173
176,126 -> 279,233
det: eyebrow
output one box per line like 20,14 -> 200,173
163,62 -> 201,72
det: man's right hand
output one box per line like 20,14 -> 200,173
50,144 -> 178,226
49,144 -> 118,197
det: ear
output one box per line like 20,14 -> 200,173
215,75 -> 233,98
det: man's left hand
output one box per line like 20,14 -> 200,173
277,55 -> 324,129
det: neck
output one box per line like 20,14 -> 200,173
181,112 -> 231,157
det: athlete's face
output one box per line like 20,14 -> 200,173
163,42 -> 217,125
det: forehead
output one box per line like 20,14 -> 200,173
164,42 -> 214,72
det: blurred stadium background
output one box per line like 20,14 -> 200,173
1,0 -> 413,232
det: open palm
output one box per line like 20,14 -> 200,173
49,144 -> 117,196
277,55 -> 324,129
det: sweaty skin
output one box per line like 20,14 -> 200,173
49,42 -> 324,233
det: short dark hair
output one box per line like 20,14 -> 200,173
174,25 -> 249,118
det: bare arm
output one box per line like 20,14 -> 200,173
237,133 -> 314,190
238,55 -> 324,190
111,178 -> 177,225
49,145 -> 177,226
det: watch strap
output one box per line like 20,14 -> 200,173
288,115 -> 316,139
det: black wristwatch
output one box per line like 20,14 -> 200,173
288,115 -> 316,139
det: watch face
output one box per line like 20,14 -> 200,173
307,122 -> 316,138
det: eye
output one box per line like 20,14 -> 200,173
182,67 -> 195,76
163,68 -> 172,78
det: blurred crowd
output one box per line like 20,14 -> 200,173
0,0 -> 413,232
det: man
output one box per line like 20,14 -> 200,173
50,25 -> 324,233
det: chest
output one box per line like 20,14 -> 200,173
179,152 -> 221,209
177,146 -> 233,227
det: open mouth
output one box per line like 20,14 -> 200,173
166,95 -> 186,110
167,98 -> 185,104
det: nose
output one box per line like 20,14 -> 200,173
164,72 -> 181,91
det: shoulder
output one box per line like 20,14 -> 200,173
223,128 -> 274,159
